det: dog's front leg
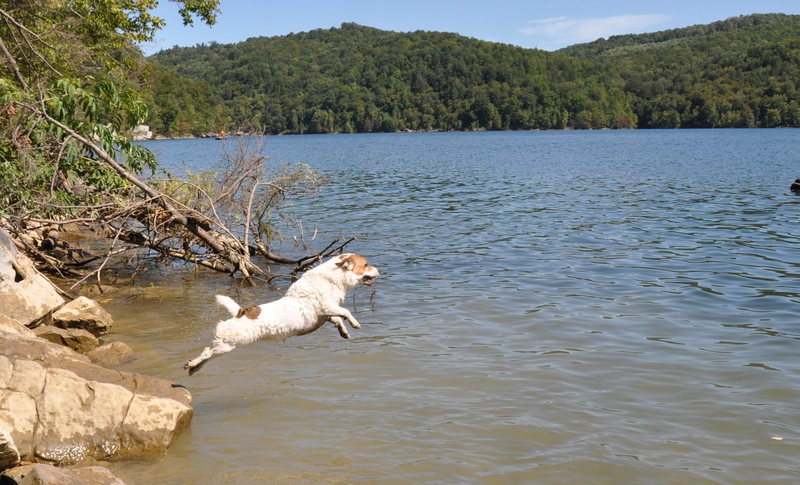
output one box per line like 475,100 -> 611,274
326,305 -> 361,329
329,316 -> 351,339
184,340 -> 235,375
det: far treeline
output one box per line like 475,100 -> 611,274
148,14 -> 800,136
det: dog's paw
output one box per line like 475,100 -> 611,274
184,359 -> 204,375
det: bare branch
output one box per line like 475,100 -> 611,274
13,99 -> 267,277
0,35 -> 28,90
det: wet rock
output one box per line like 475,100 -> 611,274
86,342 -> 135,367
0,330 -> 192,465
791,178 -> 800,193
1,463 -> 127,485
78,285 -> 118,299
0,228 -> 65,326
0,428 -> 20,470
34,326 -> 99,354
52,297 -> 112,336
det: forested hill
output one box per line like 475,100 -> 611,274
557,14 -> 800,128
150,23 -> 636,135
148,14 -> 800,135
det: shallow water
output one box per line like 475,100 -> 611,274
110,130 -> 800,484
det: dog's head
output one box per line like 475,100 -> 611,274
334,253 -> 380,286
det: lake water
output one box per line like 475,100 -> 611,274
110,130 -> 800,484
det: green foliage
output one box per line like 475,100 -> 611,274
559,14 -> 800,128
140,62 -> 232,136
150,14 -> 800,133
151,23 -> 637,133
0,0 -> 219,218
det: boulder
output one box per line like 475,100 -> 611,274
0,330 -> 192,465
86,342 -> 135,367
0,228 -> 65,326
34,326 -> 99,354
1,463 -> 126,485
0,316 -> 36,338
0,428 -> 20,470
52,297 -> 112,336
131,124 -> 152,141
0,247 -> 13,282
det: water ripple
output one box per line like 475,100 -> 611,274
116,130 -> 800,484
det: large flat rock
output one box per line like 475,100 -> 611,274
0,330 -> 192,465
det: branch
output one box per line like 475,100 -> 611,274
68,223 -> 125,291
113,226 -> 234,273
0,8 -> 62,76
0,35 -> 27,90
14,99 -> 266,277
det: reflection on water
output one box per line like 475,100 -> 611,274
112,130 -> 800,484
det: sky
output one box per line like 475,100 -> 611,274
140,0 -> 800,55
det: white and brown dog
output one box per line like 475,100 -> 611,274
184,253 -> 380,375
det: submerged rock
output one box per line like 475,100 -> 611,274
1,463 -> 127,485
0,330 -> 192,465
78,284 -> 118,298
52,296 -> 113,336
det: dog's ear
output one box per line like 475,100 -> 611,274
335,254 -> 354,271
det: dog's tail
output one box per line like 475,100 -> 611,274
215,294 -> 240,317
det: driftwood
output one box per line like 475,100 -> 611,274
4,101 -> 350,286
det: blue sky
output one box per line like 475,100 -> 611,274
141,0 -> 800,55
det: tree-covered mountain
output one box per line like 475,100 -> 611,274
140,61 -> 232,136
150,23 -> 637,134
148,14 -> 800,135
559,14 -> 800,128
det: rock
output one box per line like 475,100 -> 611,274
131,124 -> 152,141
791,178 -> 800,193
0,330 -> 192,465
0,248 -> 14,283
0,428 -> 20,470
78,285 -> 117,299
86,342 -> 135,367
0,228 -> 65,326
34,326 -> 99,354
1,463 -> 127,485
0,316 -> 36,338
52,297 -> 112,336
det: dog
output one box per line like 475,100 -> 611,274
184,253 -> 380,375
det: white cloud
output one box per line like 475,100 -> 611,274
521,14 -> 672,49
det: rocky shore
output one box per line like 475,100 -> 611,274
0,228 -> 192,484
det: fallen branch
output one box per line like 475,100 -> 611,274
15,99 -> 266,278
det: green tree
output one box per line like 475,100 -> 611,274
1,1 -> 339,280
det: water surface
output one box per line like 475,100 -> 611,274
111,130 -> 800,484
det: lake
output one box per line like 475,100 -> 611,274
111,130 -> 800,484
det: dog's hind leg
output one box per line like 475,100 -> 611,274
184,340 -> 235,375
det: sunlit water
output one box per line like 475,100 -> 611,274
108,130 -> 800,484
